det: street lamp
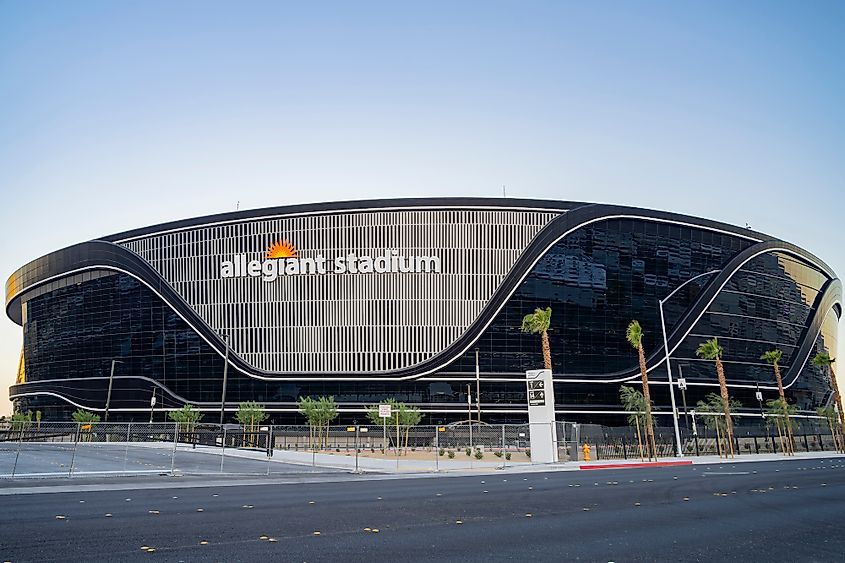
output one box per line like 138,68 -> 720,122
219,333 -> 230,426
655,271 -> 717,458
658,299 -> 683,457
104,359 -> 124,422
655,271 -> 718,458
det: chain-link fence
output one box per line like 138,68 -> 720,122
1,418 -> 841,477
581,417 -> 844,461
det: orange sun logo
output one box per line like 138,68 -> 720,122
266,239 -> 298,259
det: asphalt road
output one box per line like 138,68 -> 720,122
2,457 -> 844,562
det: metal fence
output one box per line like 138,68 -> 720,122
584,419 -> 844,461
0,419 -> 840,477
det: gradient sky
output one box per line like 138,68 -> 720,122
1,1 -> 843,415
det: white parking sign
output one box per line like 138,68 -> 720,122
378,404 -> 392,418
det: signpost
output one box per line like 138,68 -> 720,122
149,390 -> 157,424
677,375 -> 689,430
525,369 -> 558,463
379,404 -> 391,454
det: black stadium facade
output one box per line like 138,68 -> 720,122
5,199 -> 841,425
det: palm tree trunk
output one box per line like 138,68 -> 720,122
773,363 -> 794,455
541,331 -> 552,371
714,420 -> 723,458
715,358 -> 735,458
635,416 -> 644,462
827,419 -> 839,453
829,365 -> 845,439
638,345 -> 657,460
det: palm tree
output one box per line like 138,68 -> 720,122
761,349 -> 794,455
816,406 -> 843,453
619,385 -> 648,461
696,338 -> 735,457
625,320 -> 657,460
697,393 -> 741,458
767,398 -> 797,455
696,394 -> 725,457
521,307 -> 553,370
812,352 -> 845,441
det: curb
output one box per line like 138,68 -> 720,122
580,460 -> 694,470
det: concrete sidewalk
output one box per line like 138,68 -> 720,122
211,443 -> 845,475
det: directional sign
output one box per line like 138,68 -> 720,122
378,404 -> 392,418
677,378 -> 687,391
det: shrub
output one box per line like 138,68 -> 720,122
439,448 -> 445,456
494,451 -> 503,458
465,447 -> 472,457
447,450 -> 455,459
526,449 -> 531,459
474,450 -> 483,460
505,452 -> 512,461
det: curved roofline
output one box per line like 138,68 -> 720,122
101,197 -> 579,243
6,199 -> 838,323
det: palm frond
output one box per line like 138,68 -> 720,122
812,352 -> 833,368
626,320 -> 643,349
761,349 -> 783,364
695,338 -> 723,360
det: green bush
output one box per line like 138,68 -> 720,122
439,448 -> 445,456
474,450 -> 483,460
505,452 -> 512,461
447,450 -> 455,459
494,451 -> 503,458
465,447 -> 472,457
526,449 -> 531,459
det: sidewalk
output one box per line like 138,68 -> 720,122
211,444 -> 845,475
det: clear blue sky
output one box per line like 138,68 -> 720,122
1,1 -> 843,415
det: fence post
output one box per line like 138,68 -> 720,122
11,426 -> 24,477
170,423 -> 178,476
123,422 -> 132,474
68,424 -> 81,477
803,433 -> 809,452
355,425 -> 360,474
434,426 -> 439,473
267,426 -> 273,476
501,425 -> 506,469
621,436 -> 628,460
220,426 -> 227,473
753,435 -> 759,454
818,434 -> 824,451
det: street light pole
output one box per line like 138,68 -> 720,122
475,349 -> 481,423
678,364 -> 690,431
104,359 -> 123,422
219,334 -> 230,426
149,387 -> 157,423
658,299 -> 684,457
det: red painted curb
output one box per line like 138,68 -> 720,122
580,460 -> 693,470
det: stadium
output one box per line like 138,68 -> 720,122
5,198 -> 841,425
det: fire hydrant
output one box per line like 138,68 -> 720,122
582,443 -> 591,462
